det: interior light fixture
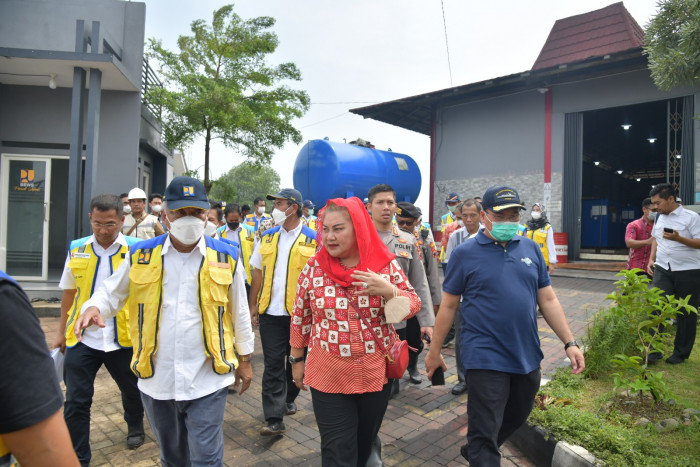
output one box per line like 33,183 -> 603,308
648,138 -> 657,143
676,154 -> 682,159
48,73 -> 57,89
617,170 -> 623,174
621,124 -> 632,130
636,178 -> 641,182
593,161 -> 600,166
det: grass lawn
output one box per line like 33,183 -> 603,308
530,334 -> 700,466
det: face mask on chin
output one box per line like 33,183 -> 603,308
167,214 -> 206,244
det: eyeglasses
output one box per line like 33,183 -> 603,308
91,221 -> 119,230
486,212 -> 521,223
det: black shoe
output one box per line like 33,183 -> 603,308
451,381 -> 468,395
126,421 -> 145,450
647,352 -> 663,364
408,366 -> 422,384
285,402 -> 297,415
460,443 -> 469,461
389,379 -> 400,399
260,421 -> 286,436
666,354 -> 684,364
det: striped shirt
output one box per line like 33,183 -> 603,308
625,217 -> 653,271
290,258 -> 421,394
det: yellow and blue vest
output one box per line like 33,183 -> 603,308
257,225 -> 316,314
217,224 -> 255,285
64,235 -> 139,348
244,213 -> 272,231
520,224 -> 552,266
439,212 -> 457,262
127,234 -> 240,378
301,215 -> 317,231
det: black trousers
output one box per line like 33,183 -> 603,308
259,313 -> 300,422
651,266 -> 700,359
397,316 -> 424,369
63,343 -> 143,466
311,383 -> 392,467
465,368 -> 541,467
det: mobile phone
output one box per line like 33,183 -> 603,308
431,367 -> 445,386
664,227 -> 674,233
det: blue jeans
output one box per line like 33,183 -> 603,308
141,387 -> 228,467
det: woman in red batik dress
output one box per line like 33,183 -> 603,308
289,197 -> 420,466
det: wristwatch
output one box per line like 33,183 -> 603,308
564,340 -> 579,351
288,355 -> 305,364
239,355 -> 251,362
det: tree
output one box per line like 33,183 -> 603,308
146,4 -> 310,192
644,0 -> 700,91
209,161 -> 280,206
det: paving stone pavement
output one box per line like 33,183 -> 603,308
37,275 -> 616,466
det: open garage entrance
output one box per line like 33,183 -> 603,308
579,98 -> 685,253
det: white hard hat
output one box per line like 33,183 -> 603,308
128,187 -> 147,200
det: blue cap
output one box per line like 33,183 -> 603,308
164,176 -> 209,210
481,186 -> 525,212
445,192 -> 460,203
303,200 -> 314,209
267,188 -> 303,207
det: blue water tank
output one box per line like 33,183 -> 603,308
293,139 -> 421,208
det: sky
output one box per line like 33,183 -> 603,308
143,0 -> 661,213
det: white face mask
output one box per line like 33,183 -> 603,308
151,204 -> 162,214
167,215 -> 206,244
271,206 -> 291,225
257,206 -> 266,215
203,222 -> 218,237
458,220 -> 465,228
531,211 -> 542,220
123,205 -> 132,214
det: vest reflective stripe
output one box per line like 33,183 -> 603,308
257,225 -> 317,314
523,224 -> 552,266
128,235 -> 239,378
64,238 -> 134,348
220,225 -> 255,285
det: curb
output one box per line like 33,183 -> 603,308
510,423 -> 598,467
32,302 -> 61,318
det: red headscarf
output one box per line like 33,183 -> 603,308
315,197 -> 395,287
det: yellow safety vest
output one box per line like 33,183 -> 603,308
219,225 -> 255,285
0,438 -> 12,467
257,225 -> 317,314
522,224 -> 552,266
301,216 -> 317,231
127,235 -> 239,378
64,237 -> 137,348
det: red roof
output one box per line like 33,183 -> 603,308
532,2 -> 644,70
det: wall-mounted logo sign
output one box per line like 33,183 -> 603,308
14,168 -> 41,192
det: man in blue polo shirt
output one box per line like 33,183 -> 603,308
425,185 -> 584,466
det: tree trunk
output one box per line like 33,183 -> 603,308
204,125 -> 212,194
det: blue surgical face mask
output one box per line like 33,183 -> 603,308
647,212 -> 657,222
308,209 -> 314,216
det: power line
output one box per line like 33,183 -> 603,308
440,0 -> 454,88
310,101 -> 378,105
299,111 -> 352,129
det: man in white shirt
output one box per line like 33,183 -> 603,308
444,198 -> 483,395
52,194 -> 144,465
73,177 -> 254,466
249,189 -> 317,436
647,183 -> 700,364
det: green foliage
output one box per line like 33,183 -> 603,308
597,270 -> 697,402
529,404 -> 669,466
645,0 -> 700,91
208,161 -> 280,205
146,4 -> 310,191
583,269 -> 652,377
